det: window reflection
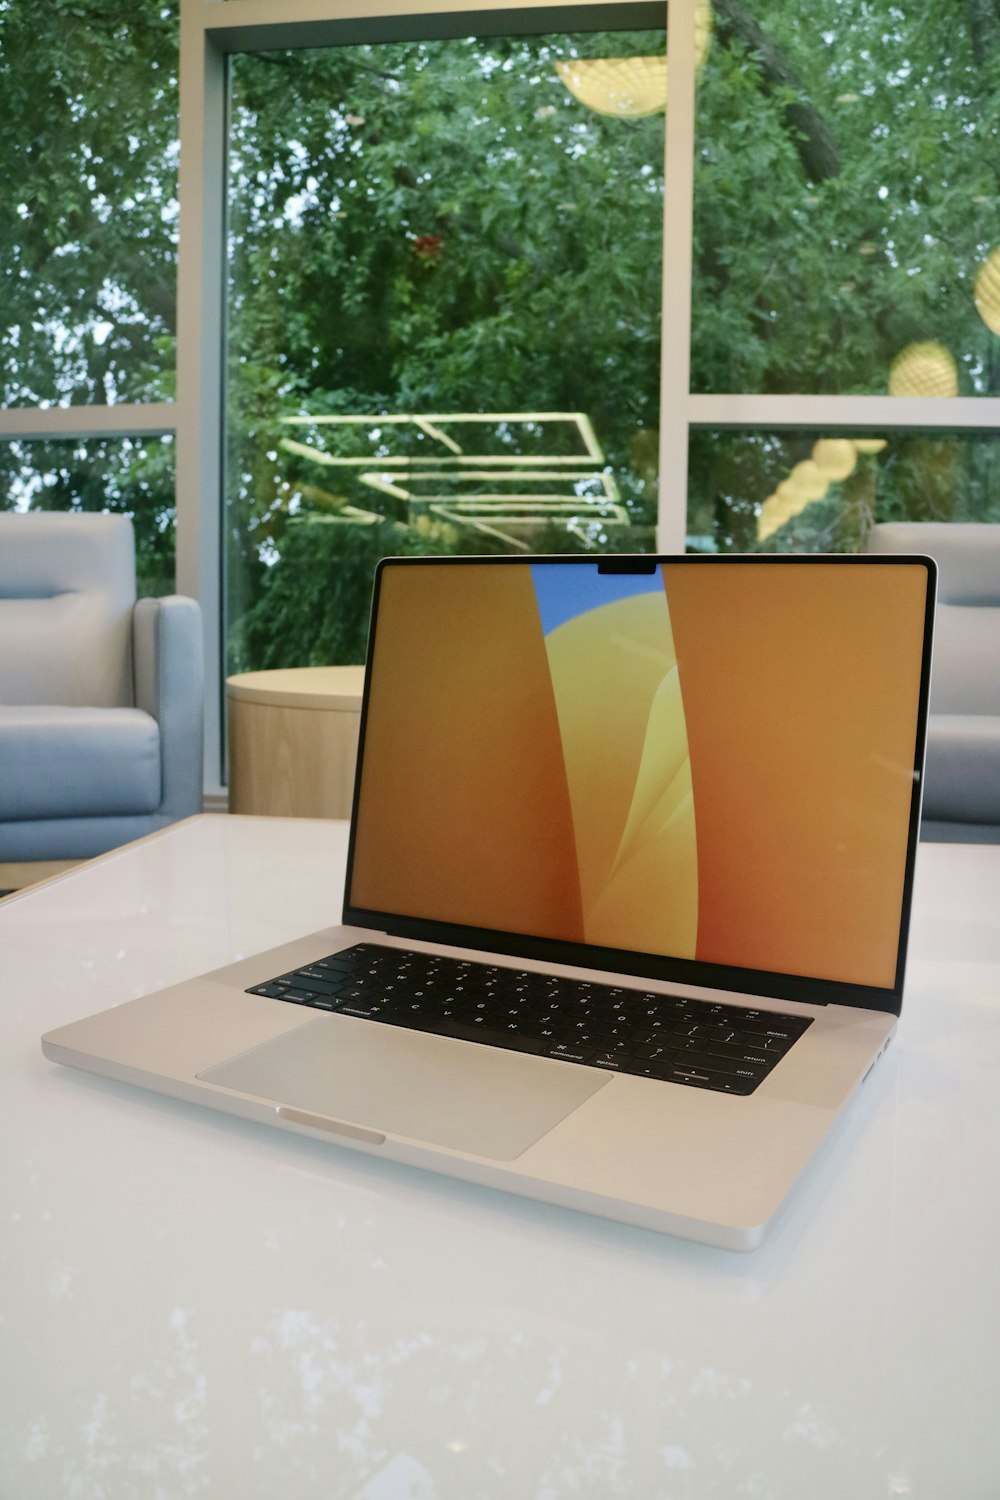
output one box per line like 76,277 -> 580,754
689,428 -> 1000,553
692,4 -> 1000,398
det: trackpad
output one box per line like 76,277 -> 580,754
198,1015 -> 608,1161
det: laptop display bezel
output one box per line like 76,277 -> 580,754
341,553 -> 936,1016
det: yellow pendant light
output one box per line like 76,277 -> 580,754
811,438 -> 858,482
554,56 -> 668,118
555,0 -> 711,118
888,342 -> 958,398
974,246 -> 1000,336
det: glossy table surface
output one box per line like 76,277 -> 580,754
2,814 -> 999,1498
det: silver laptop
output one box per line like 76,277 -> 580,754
42,554 -> 935,1250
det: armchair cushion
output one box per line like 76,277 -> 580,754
0,512 -> 135,708
0,706 -> 161,821
931,603 -> 1000,715
923,714 -> 1000,826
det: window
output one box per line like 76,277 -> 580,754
691,2 -> 1000,399
6,0 -> 998,790
686,0 -> 1000,552
224,21 -> 666,672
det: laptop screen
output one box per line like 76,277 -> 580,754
344,556 -> 934,1009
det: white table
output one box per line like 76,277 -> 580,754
3,815 -> 1000,1497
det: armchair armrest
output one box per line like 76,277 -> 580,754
133,596 -> 204,819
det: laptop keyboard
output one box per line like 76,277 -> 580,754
247,944 -> 812,1096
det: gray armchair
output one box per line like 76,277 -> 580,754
867,522 -> 1000,843
0,511 -> 203,862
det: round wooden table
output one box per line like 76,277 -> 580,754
226,666 -> 366,819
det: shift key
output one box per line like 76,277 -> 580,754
686,1051 -> 767,1078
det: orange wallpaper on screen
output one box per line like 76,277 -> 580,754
349,564 -> 585,940
663,563 -> 927,988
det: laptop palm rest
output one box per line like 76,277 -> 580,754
197,1015 -> 608,1162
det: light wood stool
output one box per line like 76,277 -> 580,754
226,666 -> 366,819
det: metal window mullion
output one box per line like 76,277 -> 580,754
0,405 -> 176,440
177,2 -> 227,794
689,392 -> 1000,431
196,0 -> 665,50
658,0 -> 696,552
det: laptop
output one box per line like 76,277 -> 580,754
42,553 -> 935,1250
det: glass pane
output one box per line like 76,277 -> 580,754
0,0 -> 179,406
225,26 -> 666,673
692,2 -> 1000,396
689,429 -> 1000,554
2,437 -> 176,596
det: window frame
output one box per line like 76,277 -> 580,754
184,0 -> 671,787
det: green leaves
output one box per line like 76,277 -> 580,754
0,0 -> 179,407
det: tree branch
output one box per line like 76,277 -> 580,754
964,0 -> 1000,65
712,0 -> 842,182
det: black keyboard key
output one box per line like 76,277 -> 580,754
664,1064 -> 714,1085
392,1012 -> 451,1034
684,1052 -> 768,1080
287,972 -> 347,996
434,1021 -> 547,1055
735,1018 -> 800,1042
632,1023 -> 671,1043
667,1022 -> 713,1040
591,1034 -> 631,1053
593,1022 -> 636,1041
590,1053 -> 630,1073
634,1043 -> 677,1063
338,986 -> 377,1003
314,956 -> 363,974
707,1041 -> 772,1066
546,1043 -> 595,1064
730,1030 -> 786,1052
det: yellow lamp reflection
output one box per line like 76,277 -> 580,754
811,438 -> 857,482
555,0 -> 711,118
756,437 -> 888,543
555,56 -> 668,118
974,246 -> 1000,336
888,342 -> 958,398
